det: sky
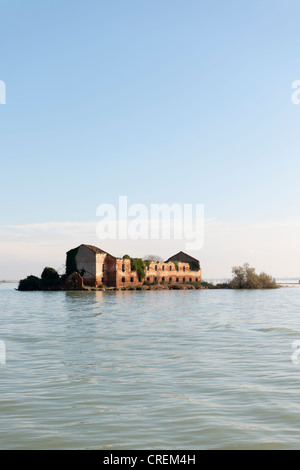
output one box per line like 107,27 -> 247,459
1,0 -> 300,280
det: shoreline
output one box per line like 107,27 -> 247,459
16,282 -> 285,292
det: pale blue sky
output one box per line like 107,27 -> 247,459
1,0 -> 300,279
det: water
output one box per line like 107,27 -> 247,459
1,282 -> 300,450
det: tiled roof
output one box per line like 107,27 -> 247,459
166,251 -> 200,264
81,244 -> 107,254
81,244 -> 116,259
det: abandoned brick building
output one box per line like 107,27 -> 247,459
66,244 -> 202,288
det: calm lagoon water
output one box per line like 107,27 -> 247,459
1,282 -> 300,450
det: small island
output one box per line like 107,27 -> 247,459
18,244 -> 278,291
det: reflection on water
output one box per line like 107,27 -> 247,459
1,283 -> 300,449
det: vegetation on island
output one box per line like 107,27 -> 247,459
208,263 -> 278,290
18,259 -> 278,292
123,255 -> 146,281
172,261 -> 179,271
229,263 -> 278,289
18,275 -> 42,291
18,267 -> 64,291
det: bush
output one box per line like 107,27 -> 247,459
186,280 -> 204,287
18,267 -> 62,291
127,285 -> 136,290
230,263 -> 278,289
41,267 -> 59,281
18,276 -> 41,291
130,258 -> 146,281
41,267 -> 60,288
215,282 -> 232,289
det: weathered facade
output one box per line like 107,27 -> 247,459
66,245 -> 202,288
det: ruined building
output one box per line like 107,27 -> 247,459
66,244 -> 202,288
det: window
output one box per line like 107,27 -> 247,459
122,264 -> 125,272
183,266 -> 186,272
155,265 -> 158,271
196,278 -> 198,282
130,277 -> 134,282
102,277 -> 104,283
147,265 -> 150,270
176,278 -> 179,282
122,277 -> 125,283
190,278 -> 192,282
169,278 -> 172,283
154,277 -> 157,282
183,277 -> 185,282
162,265 -> 165,271
169,265 -> 172,271
162,277 -> 165,282
147,277 -> 150,281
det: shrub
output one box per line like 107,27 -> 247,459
18,276 -> 41,291
18,267 -> 63,291
214,282 -> 232,289
257,272 -> 278,289
122,255 -> 146,281
130,258 -> 146,281
127,285 -> 136,290
41,267 -> 59,281
196,281 -> 213,289
41,267 -> 60,288
230,263 -> 278,289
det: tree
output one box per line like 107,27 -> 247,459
41,267 -> 59,281
142,254 -> 164,262
18,275 -> 41,291
230,263 -> 278,289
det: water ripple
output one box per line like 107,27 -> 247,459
1,284 -> 300,449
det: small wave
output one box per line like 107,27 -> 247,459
256,327 -> 300,336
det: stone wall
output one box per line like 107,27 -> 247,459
115,258 -> 143,288
113,259 -> 202,288
144,261 -> 201,285
95,252 -> 108,286
69,245 -> 202,288
75,245 -> 97,286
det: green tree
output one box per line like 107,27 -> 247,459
230,263 -> 277,289
41,267 -> 59,281
18,275 -> 41,291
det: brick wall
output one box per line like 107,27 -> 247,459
144,261 -> 201,285
115,258 -> 143,287
70,245 -> 202,288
